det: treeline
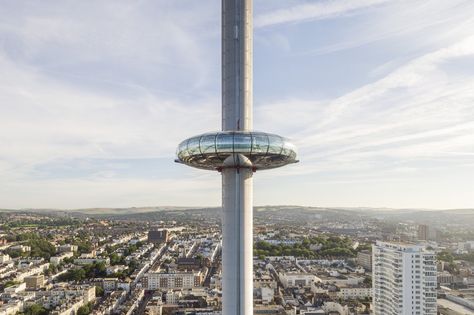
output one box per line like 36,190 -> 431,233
57,262 -> 107,282
7,232 -> 93,259
458,253 -> 474,263
21,304 -> 48,315
437,251 -> 474,264
77,303 -> 93,315
4,218 -> 81,229
19,302 -> 92,315
254,236 -> 360,259
6,236 -> 56,260
438,251 -> 474,274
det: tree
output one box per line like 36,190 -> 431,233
58,268 -> 86,282
128,260 -> 139,272
77,304 -> 91,315
23,304 -> 48,315
26,239 -> 56,259
363,275 -> 372,286
4,280 -> 20,288
5,249 -> 23,258
16,232 -> 40,241
95,286 -> 105,297
109,253 -> 124,265
438,251 -> 455,263
346,260 -> 356,268
357,243 -> 372,252
75,240 -> 92,254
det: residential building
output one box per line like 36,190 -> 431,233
148,230 -> 169,244
143,271 -> 202,290
0,253 -> 11,263
417,225 -> 428,241
357,250 -> 372,271
278,272 -> 316,288
58,244 -> 78,253
373,241 -> 437,315
336,286 -> 372,300
24,275 -> 45,290
50,252 -> 74,265
74,257 -> 110,266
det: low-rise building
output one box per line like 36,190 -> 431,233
24,275 -> 45,290
165,290 -> 182,305
15,263 -> 49,282
9,245 -> 31,252
50,252 -> 74,265
336,286 -> 372,300
438,271 -> 455,286
58,244 -> 78,253
255,287 -> 274,305
143,271 -> 203,290
4,282 -> 26,294
356,250 -> 372,271
106,265 -> 128,275
0,254 -> 11,264
102,278 -> 119,292
278,272 -> 317,288
74,257 -> 110,266
91,290 -> 126,315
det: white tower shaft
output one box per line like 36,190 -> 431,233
221,1 -> 253,314
222,0 -> 252,131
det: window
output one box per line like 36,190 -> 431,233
187,137 -> 201,156
216,133 -> 234,153
267,135 -> 283,154
234,133 -> 252,153
200,134 -> 217,154
251,134 -> 269,154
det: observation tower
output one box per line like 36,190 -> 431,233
176,1 -> 298,314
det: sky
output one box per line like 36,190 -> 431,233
0,0 -> 473,210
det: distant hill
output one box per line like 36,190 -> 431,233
1,206 -> 472,226
70,206 -> 195,215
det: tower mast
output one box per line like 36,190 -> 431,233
176,1 -> 297,314
221,1 -> 253,313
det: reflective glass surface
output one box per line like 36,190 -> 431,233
216,133 -> 234,154
187,137 -> 201,156
176,131 -> 298,171
251,134 -> 269,154
200,134 -> 216,154
267,135 -> 283,154
234,133 -> 252,154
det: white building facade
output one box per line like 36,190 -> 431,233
143,271 -> 202,290
373,241 -> 437,315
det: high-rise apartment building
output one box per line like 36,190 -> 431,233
373,241 -> 437,315
417,224 -> 429,241
148,230 -> 169,244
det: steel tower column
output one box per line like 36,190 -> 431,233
222,0 -> 252,131
221,0 -> 253,314
177,0 -> 297,313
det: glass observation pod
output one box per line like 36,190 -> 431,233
176,131 -> 298,171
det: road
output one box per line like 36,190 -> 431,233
134,291 -> 153,315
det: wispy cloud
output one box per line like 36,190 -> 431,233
256,34 -> 474,184
0,1 -> 473,208
255,0 -> 391,28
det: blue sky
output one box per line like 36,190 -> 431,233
0,0 -> 473,209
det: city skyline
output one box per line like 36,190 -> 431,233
1,0 -> 474,209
